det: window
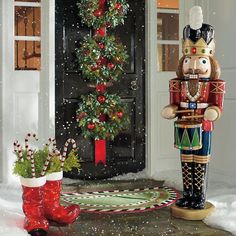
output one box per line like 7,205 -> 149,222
14,0 -> 41,70
157,0 -> 179,72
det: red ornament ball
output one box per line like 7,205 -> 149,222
107,62 -> 115,70
117,111 -> 123,119
94,10 -> 102,17
96,84 -> 107,93
87,123 -> 95,130
95,28 -> 106,37
115,3 -> 122,10
97,95 -> 106,104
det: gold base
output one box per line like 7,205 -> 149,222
170,202 -> 215,221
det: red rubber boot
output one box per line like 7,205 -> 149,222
20,176 -> 49,236
44,171 -> 80,224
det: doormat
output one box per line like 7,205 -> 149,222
61,186 -> 179,213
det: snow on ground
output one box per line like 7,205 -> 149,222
1,170 -> 236,235
0,183 -> 27,236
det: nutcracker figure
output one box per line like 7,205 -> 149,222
162,6 -> 225,216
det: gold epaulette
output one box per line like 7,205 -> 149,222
210,80 -> 226,94
169,79 -> 181,92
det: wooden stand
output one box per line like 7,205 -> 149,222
170,202 -> 215,220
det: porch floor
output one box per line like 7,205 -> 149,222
48,179 -> 232,236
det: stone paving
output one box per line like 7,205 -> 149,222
47,179 -> 232,236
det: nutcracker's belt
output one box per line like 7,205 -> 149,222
180,102 -> 209,109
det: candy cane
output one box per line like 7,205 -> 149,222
29,149 -> 36,178
46,138 -> 57,151
13,140 -> 23,161
25,133 -> 38,152
40,152 -> 53,177
61,138 -> 77,170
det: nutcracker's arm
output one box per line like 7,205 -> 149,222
161,78 -> 181,119
204,79 -> 225,121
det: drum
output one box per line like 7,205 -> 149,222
174,120 -> 202,150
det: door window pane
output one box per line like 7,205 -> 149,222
157,0 -> 179,9
157,13 -> 179,40
157,45 -> 179,71
15,6 -> 41,36
14,1 -> 41,71
15,40 -> 41,70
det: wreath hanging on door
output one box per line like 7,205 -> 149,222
76,92 -> 129,140
77,0 -> 129,28
77,35 -> 128,84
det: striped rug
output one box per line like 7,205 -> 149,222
61,186 -> 179,213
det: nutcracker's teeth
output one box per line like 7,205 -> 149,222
189,74 -> 199,79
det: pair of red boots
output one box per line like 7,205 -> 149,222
20,172 -> 80,236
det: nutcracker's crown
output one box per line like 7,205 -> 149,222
182,38 -> 215,57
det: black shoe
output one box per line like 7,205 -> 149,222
29,229 -> 47,236
176,190 -> 192,208
191,192 -> 205,209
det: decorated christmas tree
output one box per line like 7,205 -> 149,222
76,0 -> 130,166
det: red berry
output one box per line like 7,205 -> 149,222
99,113 -> 108,122
97,95 -> 106,104
96,84 -> 107,93
115,3 -> 122,10
117,111 -> 123,119
98,42 -> 104,49
100,56 -> 108,65
107,62 -> 115,70
94,10 -> 102,17
87,123 -> 95,130
91,65 -> 98,71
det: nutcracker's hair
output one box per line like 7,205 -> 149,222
176,56 -> 221,80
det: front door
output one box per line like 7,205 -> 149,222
55,0 -> 145,179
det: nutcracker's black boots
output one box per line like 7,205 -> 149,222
176,160 -> 193,208
191,162 -> 208,209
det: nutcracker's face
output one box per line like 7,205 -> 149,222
182,55 -> 211,79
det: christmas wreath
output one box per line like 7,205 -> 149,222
77,35 -> 128,84
76,92 -> 129,140
77,0 -> 129,28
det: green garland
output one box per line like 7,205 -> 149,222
77,92 -> 129,140
77,35 -> 128,84
78,0 -> 129,28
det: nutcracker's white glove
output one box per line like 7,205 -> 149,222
204,106 -> 221,121
161,105 -> 178,120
